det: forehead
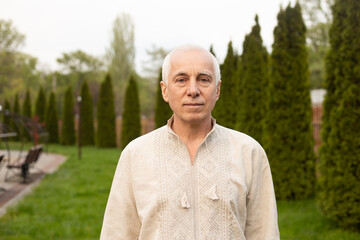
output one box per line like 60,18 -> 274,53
169,50 -> 215,76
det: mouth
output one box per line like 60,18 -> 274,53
183,103 -> 204,107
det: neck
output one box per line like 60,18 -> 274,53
171,116 -> 213,143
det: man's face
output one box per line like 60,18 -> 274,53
161,49 -> 221,125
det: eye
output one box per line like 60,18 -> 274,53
199,77 -> 211,86
175,77 -> 187,85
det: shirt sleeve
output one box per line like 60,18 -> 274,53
245,146 -> 280,240
100,147 -> 141,240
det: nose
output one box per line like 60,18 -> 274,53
187,79 -> 200,98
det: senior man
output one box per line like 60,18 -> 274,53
100,45 -> 279,239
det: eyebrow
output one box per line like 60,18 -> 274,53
172,71 -> 213,80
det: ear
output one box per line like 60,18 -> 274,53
160,81 -> 169,102
215,80 -> 221,100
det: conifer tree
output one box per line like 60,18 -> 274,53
209,45 -> 216,57
45,92 -> 59,143
236,15 -> 269,144
213,41 -> 238,128
61,86 -> 75,145
22,89 -> 32,118
35,86 -> 47,123
12,93 -> 20,140
121,76 -> 141,148
22,89 -> 32,141
97,73 -> 116,147
263,3 -> 316,200
80,80 -> 95,145
2,99 -> 11,128
155,70 -> 172,128
13,93 -> 20,114
318,0 -> 360,230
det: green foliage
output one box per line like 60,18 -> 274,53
277,200 -> 360,239
263,3 -> 316,200
13,93 -> 20,114
107,13 -> 135,115
236,15 -> 269,145
0,19 -> 42,104
318,0 -> 360,231
35,86 -> 46,123
299,0 -> 333,89
45,92 -> 59,143
12,93 -> 20,140
2,99 -> 11,128
213,41 -> 239,128
61,86 -> 75,145
97,74 -> 116,147
80,80 -> 95,145
154,70 -> 172,128
56,50 -> 104,95
22,89 -> 32,118
121,76 -> 141,149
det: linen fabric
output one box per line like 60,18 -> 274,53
100,119 -> 279,240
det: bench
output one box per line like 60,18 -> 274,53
5,145 -> 43,182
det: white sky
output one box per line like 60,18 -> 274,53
1,0 -> 295,74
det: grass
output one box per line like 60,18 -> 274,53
0,144 -> 120,240
0,144 -> 359,239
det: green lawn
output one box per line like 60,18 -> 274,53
0,144 -> 359,239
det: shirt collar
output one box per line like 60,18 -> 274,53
166,115 -> 217,143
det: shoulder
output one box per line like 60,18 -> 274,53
215,124 -> 263,150
123,125 -> 167,152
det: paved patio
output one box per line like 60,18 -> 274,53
0,150 -> 66,217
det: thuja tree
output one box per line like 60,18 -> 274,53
121,76 -> 141,148
22,89 -> 32,118
61,86 -> 75,145
155,70 -> 172,128
213,41 -> 239,128
2,99 -> 11,128
318,0 -> 360,230
236,15 -> 269,145
45,92 -> 59,143
12,93 -> 20,140
35,86 -> 47,123
22,89 -> 32,141
80,80 -> 95,145
97,73 -> 116,147
263,3 -> 316,200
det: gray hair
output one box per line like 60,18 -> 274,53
161,44 -> 221,85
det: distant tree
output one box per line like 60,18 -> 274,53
97,74 -> 116,147
141,44 -> 168,82
209,45 -> 216,57
263,3 -> 316,200
22,89 -> 32,118
236,15 -> 269,145
35,86 -> 46,123
213,41 -> 238,128
0,19 -> 42,101
107,12 -> 135,115
45,92 -> 59,143
12,93 -> 20,140
155,69 -> 172,128
299,0 -> 334,88
121,76 -> 141,148
13,93 -> 20,114
2,99 -> 11,128
61,86 -> 75,145
56,50 -> 104,94
318,0 -> 360,230
80,80 -> 95,145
